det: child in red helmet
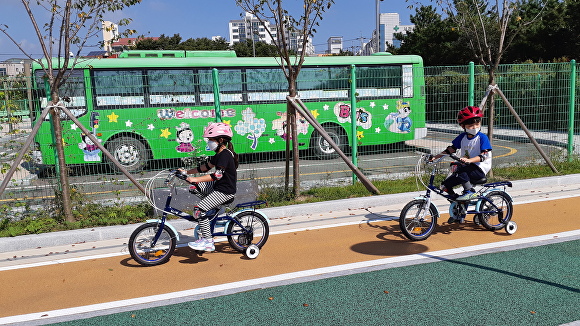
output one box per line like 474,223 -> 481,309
431,106 -> 492,220
180,122 -> 239,251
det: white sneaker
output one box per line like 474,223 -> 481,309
188,238 -> 215,252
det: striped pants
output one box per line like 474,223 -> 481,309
196,182 -> 235,239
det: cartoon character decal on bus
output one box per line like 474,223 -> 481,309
78,133 -> 102,162
272,111 -> 309,141
333,102 -> 373,129
175,122 -> 195,153
234,107 -> 266,150
78,112 -> 102,162
385,100 -> 412,133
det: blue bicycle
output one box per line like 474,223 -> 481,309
129,170 -> 269,266
399,153 -> 516,241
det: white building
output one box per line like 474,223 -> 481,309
362,13 -> 414,55
228,12 -> 276,46
228,12 -> 315,56
0,59 -> 27,77
102,21 -> 119,54
326,37 -> 343,55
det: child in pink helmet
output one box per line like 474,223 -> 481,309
180,122 -> 239,251
431,106 -> 493,219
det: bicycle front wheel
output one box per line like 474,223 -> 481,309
477,191 -> 513,231
128,222 -> 176,266
227,211 -> 269,253
399,199 -> 438,241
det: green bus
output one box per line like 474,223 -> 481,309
30,50 -> 426,173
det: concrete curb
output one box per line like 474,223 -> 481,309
1,174 -> 579,253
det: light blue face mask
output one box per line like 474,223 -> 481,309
207,140 -> 219,151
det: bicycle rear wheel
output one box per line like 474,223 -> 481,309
399,199 -> 438,241
477,191 -> 513,231
128,222 -> 176,266
227,211 -> 269,252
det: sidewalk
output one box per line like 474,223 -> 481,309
1,173 -> 580,268
428,122 -> 580,154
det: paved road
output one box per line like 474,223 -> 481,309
0,175 -> 579,325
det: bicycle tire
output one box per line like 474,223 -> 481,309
477,191 -> 513,231
226,211 -> 269,252
128,222 -> 176,266
399,199 -> 438,241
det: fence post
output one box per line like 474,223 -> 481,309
212,68 -> 222,122
568,59 -> 576,161
469,62 -> 474,106
44,78 -> 62,191
350,64 -> 358,184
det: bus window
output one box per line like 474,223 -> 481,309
356,65 -> 404,98
298,67 -> 349,100
199,69 -> 243,104
246,68 -> 287,102
148,69 -> 196,105
93,70 -> 145,108
34,69 -> 87,120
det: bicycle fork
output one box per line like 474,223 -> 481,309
417,191 -> 433,220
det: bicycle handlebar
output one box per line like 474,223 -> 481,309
169,169 -> 202,193
449,153 -> 471,165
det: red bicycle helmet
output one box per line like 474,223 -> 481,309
457,106 -> 483,124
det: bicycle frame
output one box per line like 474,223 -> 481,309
147,176 -> 267,247
417,155 -> 512,217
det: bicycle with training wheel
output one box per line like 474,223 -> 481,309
399,153 -> 517,241
128,169 -> 270,266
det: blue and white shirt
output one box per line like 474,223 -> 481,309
451,131 -> 493,174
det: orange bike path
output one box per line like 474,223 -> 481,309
1,197 -> 579,318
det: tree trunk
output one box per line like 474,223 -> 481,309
50,99 -> 74,223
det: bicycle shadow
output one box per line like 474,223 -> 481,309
349,208 -> 430,256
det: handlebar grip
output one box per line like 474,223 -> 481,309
171,169 -> 189,180
449,153 -> 470,164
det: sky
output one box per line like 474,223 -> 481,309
0,0 -> 417,61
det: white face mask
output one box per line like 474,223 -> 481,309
207,140 -> 219,151
465,128 -> 479,136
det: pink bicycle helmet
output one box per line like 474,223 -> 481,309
457,106 -> 483,124
203,122 -> 233,139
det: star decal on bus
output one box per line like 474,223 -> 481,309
357,130 -> 364,139
375,127 -> 381,133
370,102 -> 376,108
269,138 -> 275,144
160,128 -> 171,138
311,109 -> 320,119
107,112 -> 119,123
383,104 -> 389,110
125,120 -> 133,127
147,124 -> 155,131
71,124 -> 78,130
323,104 -> 330,111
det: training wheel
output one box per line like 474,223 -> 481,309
245,244 -> 260,259
505,221 -> 518,235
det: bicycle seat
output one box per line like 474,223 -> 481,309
473,177 -> 487,185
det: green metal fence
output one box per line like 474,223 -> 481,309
0,61 -> 579,219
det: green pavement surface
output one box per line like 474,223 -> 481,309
58,240 -> 580,326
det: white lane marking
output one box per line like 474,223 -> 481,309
1,229 -> 579,325
1,192 -> 579,272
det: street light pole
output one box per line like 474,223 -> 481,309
375,0 -> 383,53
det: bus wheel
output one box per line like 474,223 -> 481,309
311,127 -> 345,159
106,136 -> 149,172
